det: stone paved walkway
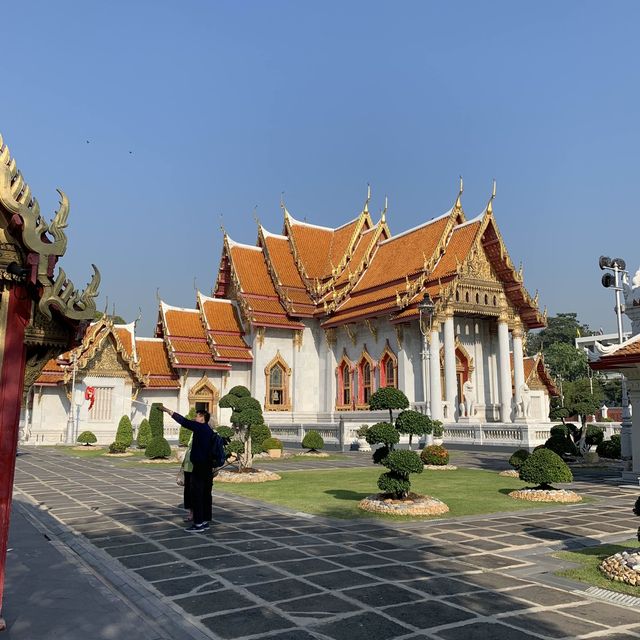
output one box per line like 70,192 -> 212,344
9,448 -> 640,639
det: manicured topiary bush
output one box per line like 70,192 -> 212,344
368,387 -> 409,423
365,421 -> 399,464
250,423 -> 272,454
544,434 -> 577,457
77,431 -> 97,446
596,434 -> 621,459
145,436 -> 172,459
115,415 -> 133,447
219,385 -> 264,470
262,437 -> 283,451
420,444 -> 450,466
519,448 -> 573,489
302,430 -> 324,452
583,425 -> 605,448
136,419 -> 151,449
149,403 -> 164,438
508,448 -> 530,470
109,441 -> 128,454
396,410 -> 433,447
377,449 -> 423,499
550,424 -> 569,438
225,439 -> 245,457
432,422 -> 444,439
216,425 -> 234,441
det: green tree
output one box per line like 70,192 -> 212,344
115,415 -> 133,447
219,385 -> 264,470
368,387 -> 409,424
178,408 -> 196,447
543,342 -> 588,382
526,312 -> 592,356
563,378 -> 604,429
601,377 -> 622,407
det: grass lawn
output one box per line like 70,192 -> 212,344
215,466 -> 587,520
258,453 -> 352,463
554,539 -> 640,597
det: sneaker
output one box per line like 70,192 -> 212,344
202,521 -> 210,529
185,523 -> 207,533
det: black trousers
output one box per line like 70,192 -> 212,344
183,471 -> 192,510
190,462 -> 213,524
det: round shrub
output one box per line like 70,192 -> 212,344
508,448 -> 531,470
396,410 -> 432,443
372,445 -> 390,465
228,385 -> 251,398
262,437 -> 283,451
377,471 -> 411,498
550,425 -> 568,438
136,419 -> 151,449
384,450 -> 424,475
519,448 -> 573,489
420,445 -> 450,466
432,422 -> 444,438
145,436 -> 172,459
368,387 -> 409,422
365,422 -> 399,447
225,439 -> 245,457
302,430 -> 324,451
109,441 -> 128,454
115,415 -> 133,447
584,425 -> 604,448
544,435 -> 577,457
77,431 -> 97,445
216,425 -> 235,441
250,423 -> 272,454
596,434 -> 621,459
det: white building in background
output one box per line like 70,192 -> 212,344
22,187 -> 558,449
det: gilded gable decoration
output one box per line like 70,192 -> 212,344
344,324 -> 357,346
293,329 -> 303,351
324,328 -> 336,348
188,375 -> 219,407
364,319 -> 378,342
256,327 -> 265,349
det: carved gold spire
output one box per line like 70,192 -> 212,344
487,179 -> 497,215
455,175 -> 463,209
363,183 -> 371,213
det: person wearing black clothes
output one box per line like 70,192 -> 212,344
159,406 -> 214,532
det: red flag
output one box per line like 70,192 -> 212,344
85,386 -> 96,411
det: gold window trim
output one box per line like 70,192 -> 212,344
378,342 -> 398,389
335,352 -> 354,411
264,350 -> 292,411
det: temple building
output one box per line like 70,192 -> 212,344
24,184 -> 558,448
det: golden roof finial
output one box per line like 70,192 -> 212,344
193,277 -> 198,293
487,179 -> 497,214
380,195 -> 388,224
252,204 -> 260,227
363,183 -> 371,213
455,175 -> 464,209
219,213 -> 226,237
134,307 -> 142,328
155,288 -> 161,304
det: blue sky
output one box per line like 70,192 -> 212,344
2,1 -> 639,335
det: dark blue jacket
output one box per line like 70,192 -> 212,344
171,413 -> 213,465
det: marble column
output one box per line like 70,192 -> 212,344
624,378 -> 640,483
443,310 -> 457,421
429,319 -> 443,421
512,320 -> 525,418
497,314 -> 513,423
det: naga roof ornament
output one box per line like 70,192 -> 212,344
0,133 -> 100,321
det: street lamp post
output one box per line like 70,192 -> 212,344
599,255 -> 632,462
418,293 -> 435,417
65,352 -> 78,444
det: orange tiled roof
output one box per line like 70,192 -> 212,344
198,294 -> 252,362
590,334 -> 640,370
136,338 -> 180,388
160,303 -> 227,369
114,325 -> 135,359
34,357 -> 66,385
226,238 -> 305,329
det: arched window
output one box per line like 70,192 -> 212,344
336,355 -> 354,410
356,349 -> 376,408
188,376 -> 219,423
379,344 -> 398,389
264,352 -> 291,411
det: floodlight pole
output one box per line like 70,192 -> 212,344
65,352 -> 77,444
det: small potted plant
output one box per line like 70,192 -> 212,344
262,437 -> 283,458
432,422 -> 444,446
356,425 -> 371,452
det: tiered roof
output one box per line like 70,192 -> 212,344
590,334 -> 640,370
135,338 -> 180,388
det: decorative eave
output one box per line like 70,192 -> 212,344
0,133 -> 100,322
63,317 -> 148,386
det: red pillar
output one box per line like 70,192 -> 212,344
0,285 -> 32,628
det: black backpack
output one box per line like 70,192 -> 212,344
210,432 -> 227,469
